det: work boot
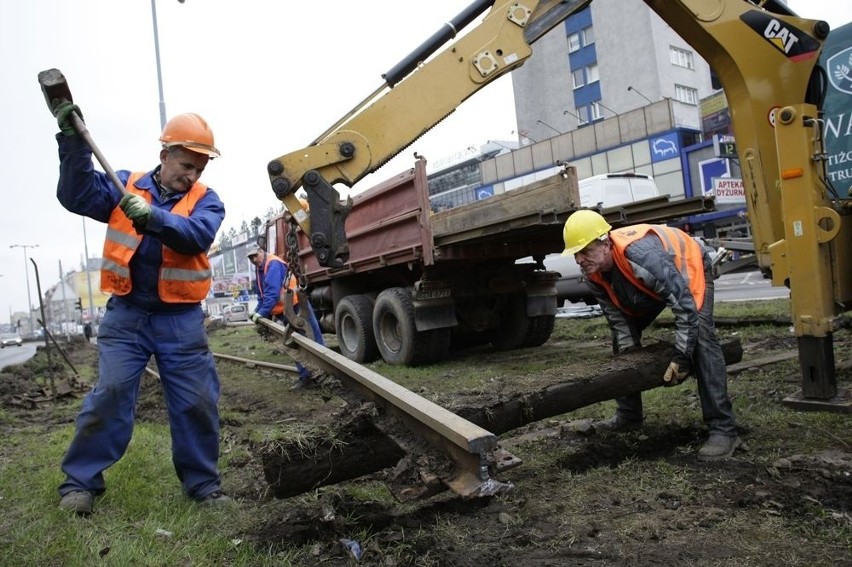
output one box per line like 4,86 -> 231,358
198,490 -> 234,507
697,434 -> 741,462
290,374 -> 315,390
59,490 -> 94,515
593,414 -> 643,432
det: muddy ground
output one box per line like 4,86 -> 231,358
3,320 -> 852,566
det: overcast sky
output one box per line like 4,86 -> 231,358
1,0 -> 849,319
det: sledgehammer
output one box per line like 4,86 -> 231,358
37,68 -> 127,195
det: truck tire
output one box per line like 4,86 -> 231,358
521,315 -> 556,347
373,287 -> 439,366
490,292 -> 530,351
424,327 -> 452,363
335,295 -> 379,363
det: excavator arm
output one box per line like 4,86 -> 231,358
266,0 -> 591,268
644,1 -> 850,406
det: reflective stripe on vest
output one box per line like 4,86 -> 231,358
589,224 -> 706,316
100,172 -> 212,303
257,253 -> 298,316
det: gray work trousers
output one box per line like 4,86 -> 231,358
613,269 -> 738,437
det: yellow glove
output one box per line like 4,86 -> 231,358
250,312 -> 262,323
662,351 -> 691,386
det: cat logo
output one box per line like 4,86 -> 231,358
740,11 -> 820,62
763,19 -> 799,54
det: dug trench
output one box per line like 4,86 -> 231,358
3,318 -> 852,566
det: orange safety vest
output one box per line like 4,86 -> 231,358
588,224 -> 707,316
101,172 -> 212,303
258,253 -> 299,316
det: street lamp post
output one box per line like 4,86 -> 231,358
9,244 -> 39,336
150,0 -> 168,130
150,0 -> 186,130
627,85 -> 654,105
596,101 -> 619,117
536,119 -> 564,136
511,130 -> 538,144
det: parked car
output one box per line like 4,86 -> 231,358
223,303 -> 250,323
1,332 -> 23,347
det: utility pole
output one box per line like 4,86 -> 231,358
59,260 -> 70,340
81,218 -> 96,324
9,244 -> 39,336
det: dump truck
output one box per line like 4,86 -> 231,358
263,158 -> 580,366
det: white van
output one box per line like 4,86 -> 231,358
223,303 -> 250,323
578,173 -> 660,209
521,172 -> 661,304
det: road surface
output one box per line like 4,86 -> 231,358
558,269 -> 789,318
0,342 -> 39,372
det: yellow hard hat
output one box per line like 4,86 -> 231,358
160,113 -> 220,158
562,210 -> 612,255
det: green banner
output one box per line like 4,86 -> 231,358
821,21 -> 852,197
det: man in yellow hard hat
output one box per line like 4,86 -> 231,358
51,106 -> 231,514
562,209 -> 739,461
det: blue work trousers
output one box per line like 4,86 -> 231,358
276,302 -> 325,379
613,268 -> 737,436
59,298 -> 222,500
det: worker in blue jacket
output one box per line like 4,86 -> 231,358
247,244 -> 324,389
51,103 -> 231,515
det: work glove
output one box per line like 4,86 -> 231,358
119,194 -> 152,228
662,350 -> 692,386
250,312 -> 262,323
51,100 -> 83,137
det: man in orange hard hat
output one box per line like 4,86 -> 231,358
562,209 -> 740,462
51,105 -> 231,514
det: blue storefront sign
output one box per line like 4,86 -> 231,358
649,132 -> 680,163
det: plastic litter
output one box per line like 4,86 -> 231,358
339,538 -> 362,560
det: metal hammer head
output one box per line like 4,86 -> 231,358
37,68 -> 73,113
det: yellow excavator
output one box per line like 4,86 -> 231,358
266,0 -> 851,411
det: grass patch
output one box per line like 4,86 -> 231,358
2,298 -> 851,566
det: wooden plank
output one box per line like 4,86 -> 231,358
726,351 -> 798,375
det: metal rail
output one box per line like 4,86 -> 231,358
255,317 -> 520,498
212,351 -> 298,373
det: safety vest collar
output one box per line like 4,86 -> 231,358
590,224 -> 706,314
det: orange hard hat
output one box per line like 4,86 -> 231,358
159,113 -> 220,158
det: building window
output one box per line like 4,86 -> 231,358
670,46 -> 695,69
572,68 -> 585,89
586,64 -> 599,84
674,84 -> 699,105
582,26 -> 595,46
590,102 -> 604,121
568,32 -> 581,53
575,105 -> 589,125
